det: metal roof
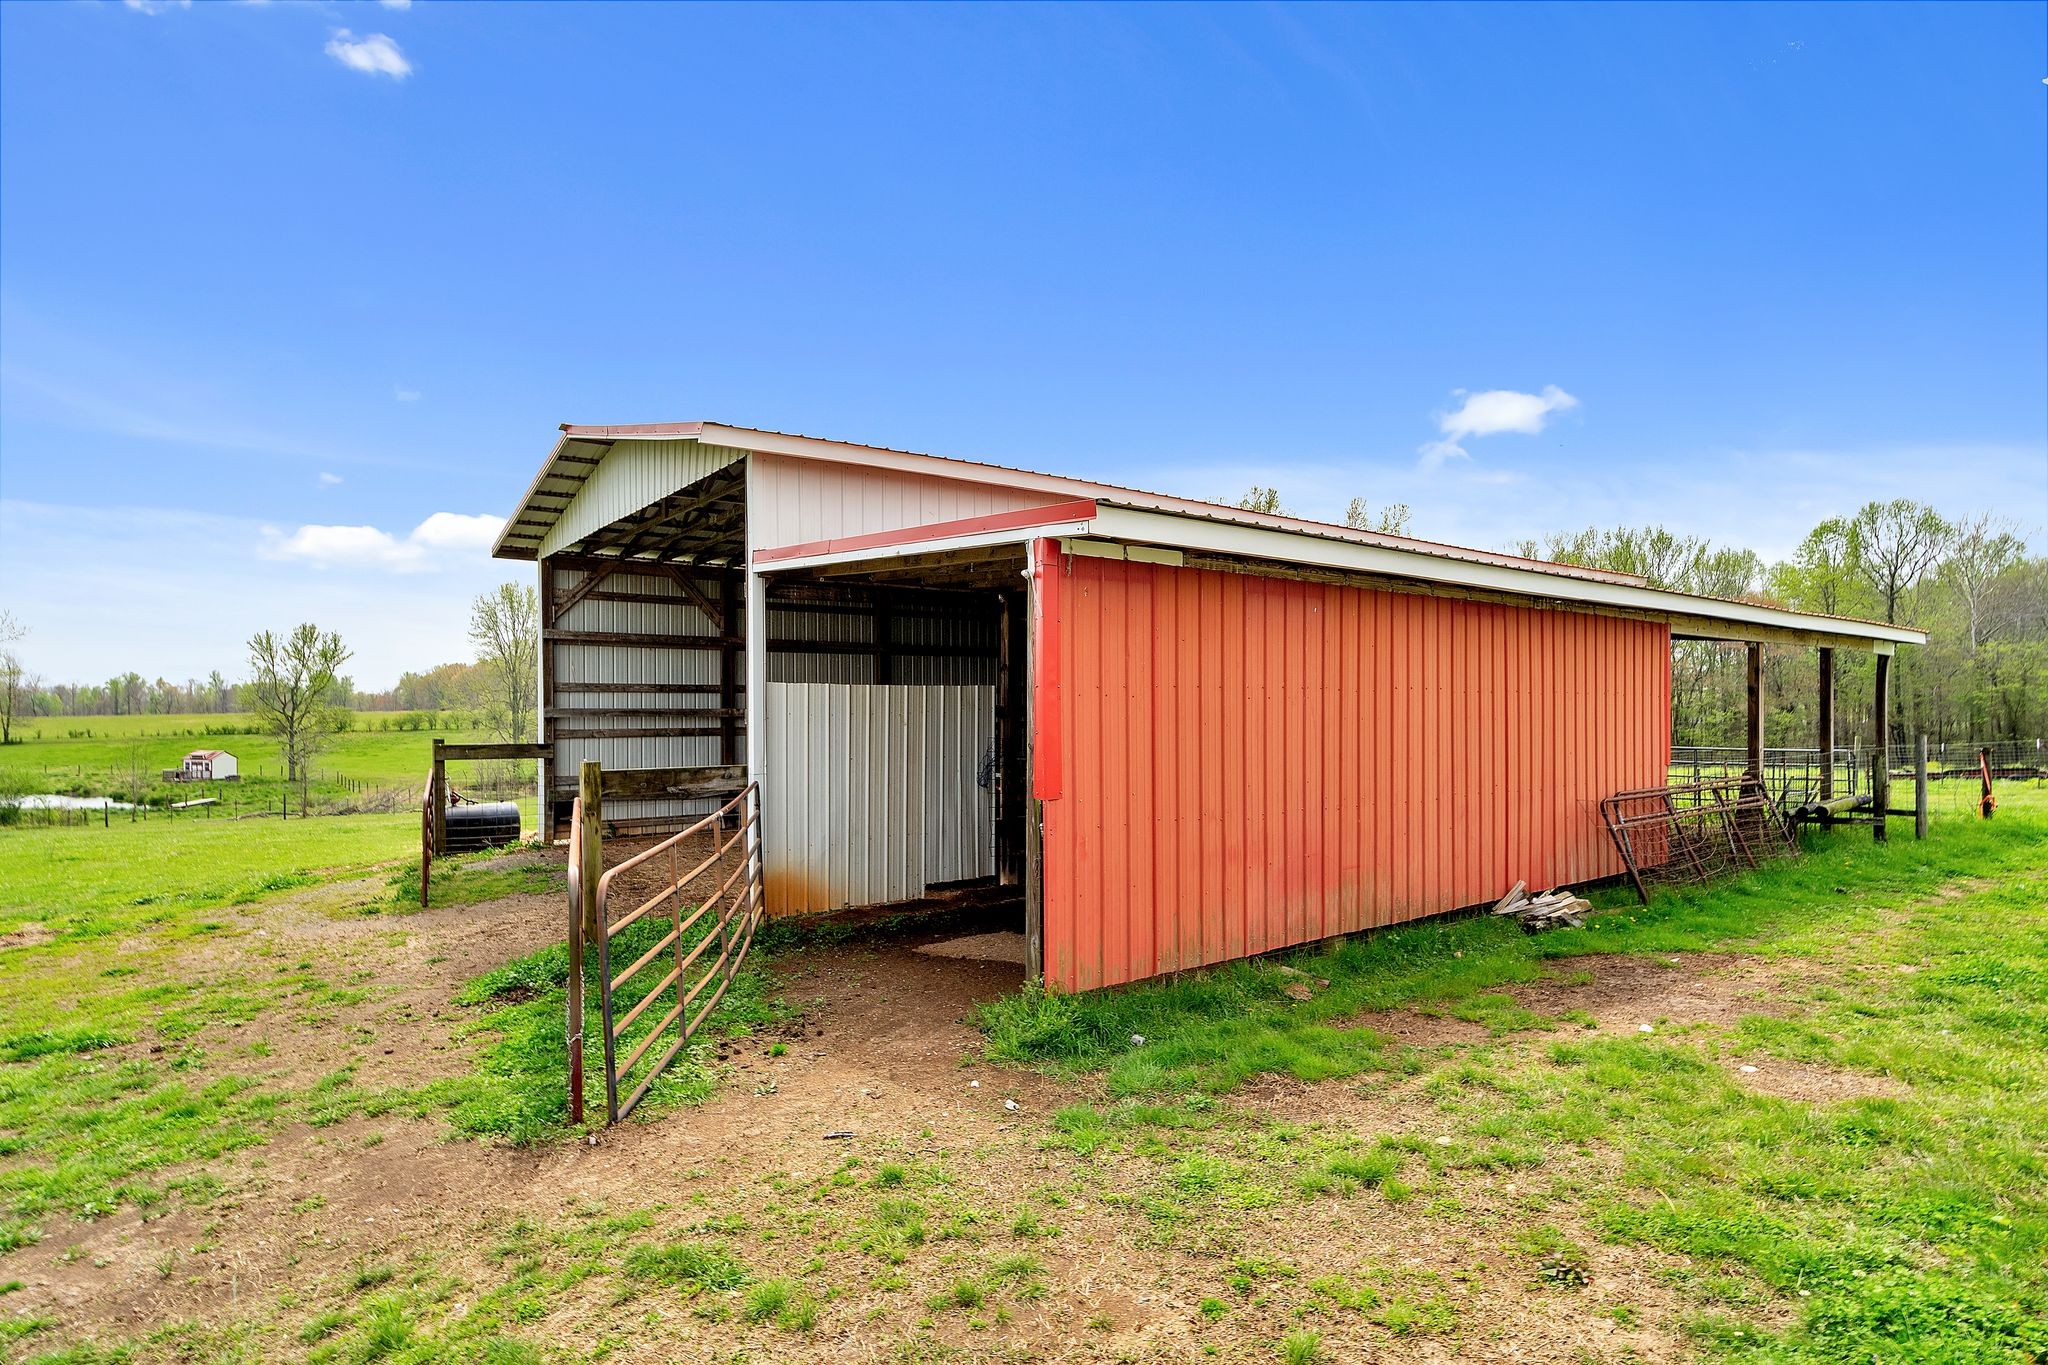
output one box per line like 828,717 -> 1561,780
493,421 -> 1928,647
497,420 -> 1644,585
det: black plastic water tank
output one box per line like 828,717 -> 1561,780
444,801 -> 521,852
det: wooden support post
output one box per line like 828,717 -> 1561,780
1914,735 -> 1929,841
431,738 -> 447,857
718,572 -> 741,767
1872,650 -> 1891,843
873,588 -> 894,685
539,559 -> 557,839
1744,641 -> 1764,806
1817,647 -> 1835,803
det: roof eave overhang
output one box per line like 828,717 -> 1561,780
1082,505 -> 1929,649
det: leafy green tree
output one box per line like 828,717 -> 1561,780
1345,497 -> 1414,535
468,583 -> 540,743
1235,485 -> 1288,516
246,624 -> 353,811
1850,499 -> 1952,625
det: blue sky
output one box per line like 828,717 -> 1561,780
3,1 -> 2043,687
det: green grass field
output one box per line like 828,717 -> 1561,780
0,789 -> 2041,1363
982,787 -> 2048,1365
0,712 -> 524,814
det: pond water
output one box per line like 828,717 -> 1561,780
1,794 -> 139,811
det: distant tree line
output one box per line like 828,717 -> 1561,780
1229,489 -> 2042,747
1509,501 -> 2045,747
0,584 -> 543,746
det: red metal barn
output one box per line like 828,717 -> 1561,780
495,423 -> 1923,993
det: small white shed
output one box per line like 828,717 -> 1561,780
180,750 -> 238,781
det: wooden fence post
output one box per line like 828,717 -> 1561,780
567,760 -> 601,1127
431,739 -> 448,857
1914,735 -> 1928,841
578,761 -> 602,957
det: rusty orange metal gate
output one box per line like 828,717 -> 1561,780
591,785 -> 764,1123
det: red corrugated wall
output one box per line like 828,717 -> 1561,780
1030,541 -> 1671,993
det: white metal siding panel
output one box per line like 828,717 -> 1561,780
746,452 -> 1061,552
541,440 -> 747,558
763,683 -> 995,915
551,563 -> 730,825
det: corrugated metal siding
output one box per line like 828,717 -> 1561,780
768,603 -> 875,685
541,440 -> 747,557
748,451 -> 1060,550
762,683 -> 996,914
552,562 -> 731,825
1035,549 -> 1671,993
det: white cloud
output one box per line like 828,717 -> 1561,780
3,500 -> 520,689
261,511 -> 503,572
394,386 -> 421,402
1419,384 -> 1579,470
317,471 -> 343,486
123,0 -> 191,13
325,29 -> 411,79
379,0 -> 413,8
408,511 -> 504,551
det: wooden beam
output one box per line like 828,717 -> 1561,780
544,629 -> 738,649
554,559 -> 620,617
719,572 -> 741,767
803,544 -> 1024,581
545,764 -> 747,800
431,739 -> 446,856
553,725 -> 727,741
874,588 -> 894,686
540,559 -> 557,835
608,483 -> 745,560
554,681 -> 729,695
655,563 -> 727,632
1745,642 -> 1764,787
437,742 -> 552,761
1914,734 -> 1929,841
544,706 -> 744,720
1817,646 -> 1835,802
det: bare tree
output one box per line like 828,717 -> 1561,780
469,583 -> 540,744
1940,514 -> 2026,651
1345,498 -> 1413,535
247,624 -> 353,811
1850,499 -> 1952,625
1234,485 -> 1289,516
0,611 -> 26,745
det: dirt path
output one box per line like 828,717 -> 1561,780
5,874 -> 1822,1362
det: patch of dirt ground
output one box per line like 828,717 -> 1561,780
4,875 -> 1816,1363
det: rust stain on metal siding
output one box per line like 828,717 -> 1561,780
1033,553 -> 1671,993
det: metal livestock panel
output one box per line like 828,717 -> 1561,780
541,440 -> 747,558
762,683 -> 996,915
747,451 -> 1061,550
1032,545 -> 1671,993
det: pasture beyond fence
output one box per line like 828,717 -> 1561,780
1670,738 -> 2043,820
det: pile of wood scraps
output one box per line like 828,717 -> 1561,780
1490,880 -> 1592,932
